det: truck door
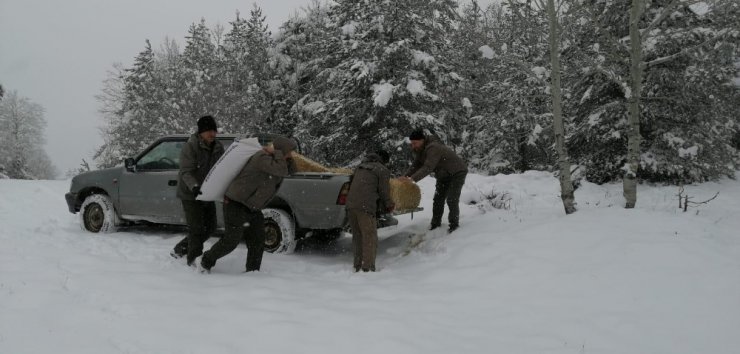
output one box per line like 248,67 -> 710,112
118,139 -> 186,224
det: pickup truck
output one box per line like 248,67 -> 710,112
65,134 -> 415,254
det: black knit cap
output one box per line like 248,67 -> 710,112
408,129 -> 425,141
197,115 -> 218,134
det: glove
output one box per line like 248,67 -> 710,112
192,185 -> 202,196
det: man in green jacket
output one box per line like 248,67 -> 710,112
346,150 -> 395,272
401,129 -> 468,233
200,136 -> 297,273
170,116 -> 225,265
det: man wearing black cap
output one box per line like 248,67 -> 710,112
199,136 -> 297,273
401,129 -> 468,233
170,115 -> 225,265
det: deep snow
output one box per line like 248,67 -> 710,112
1,172 -> 739,354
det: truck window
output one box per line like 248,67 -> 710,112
137,141 -> 183,170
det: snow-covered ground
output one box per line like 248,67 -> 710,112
1,172 -> 739,354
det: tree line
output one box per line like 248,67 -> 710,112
95,0 -> 740,211
0,83 -> 57,180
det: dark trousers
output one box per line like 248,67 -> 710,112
431,172 -> 467,228
202,201 -> 265,272
348,209 -> 377,272
173,200 -> 217,263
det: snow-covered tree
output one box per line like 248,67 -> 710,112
542,0 -> 577,214
462,0 -> 555,174
568,0 -> 740,199
221,11 -> 253,133
0,90 -> 56,179
242,5 -> 275,134
295,0 -> 462,170
271,0 -> 334,137
180,19 -> 222,123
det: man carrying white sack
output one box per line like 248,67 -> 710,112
199,136 -> 296,273
170,116 -> 224,265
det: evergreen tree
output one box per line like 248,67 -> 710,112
462,0 -> 554,174
118,40 -> 169,159
568,0 -> 740,185
295,0 -> 461,170
221,11 -> 252,133
244,5 -> 276,134
271,1 -> 334,137
180,19 -> 221,123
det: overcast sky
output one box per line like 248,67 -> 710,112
0,0 -> 315,175
1,0 -> 497,176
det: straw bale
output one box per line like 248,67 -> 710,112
390,178 -> 421,211
292,153 -> 343,174
292,153 -> 421,211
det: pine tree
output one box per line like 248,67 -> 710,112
568,0 -> 740,191
244,5 -> 276,134
180,19 -> 221,122
271,1 -> 334,137
118,40 -> 168,159
462,0 -> 554,174
221,11 -> 252,133
295,0 -> 461,170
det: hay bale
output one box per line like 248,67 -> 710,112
292,153 -> 340,174
390,178 -> 421,211
292,153 -> 421,211
292,153 -> 353,175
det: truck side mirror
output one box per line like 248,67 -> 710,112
124,158 -> 136,172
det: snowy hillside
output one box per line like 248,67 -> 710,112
1,173 -> 739,354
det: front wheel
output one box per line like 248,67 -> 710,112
79,194 -> 118,233
262,208 -> 296,254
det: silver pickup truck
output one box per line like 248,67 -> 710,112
65,134 -> 414,253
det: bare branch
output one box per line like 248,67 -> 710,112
643,29 -> 730,68
642,0 -> 684,35
686,192 -> 720,206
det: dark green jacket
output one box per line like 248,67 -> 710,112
224,137 -> 297,210
405,135 -> 467,182
346,154 -> 393,215
177,133 -> 224,200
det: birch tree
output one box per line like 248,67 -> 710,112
567,0 -> 738,205
623,0 -> 735,207
543,0 -> 577,214
623,0 -> 645,208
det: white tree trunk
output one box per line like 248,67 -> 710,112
624,0 -> 644,208
546,0 -> 576,214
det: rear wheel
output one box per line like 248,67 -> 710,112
262,208 -> 296,254
79,194 -> 118,233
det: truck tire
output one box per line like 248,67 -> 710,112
79,194 -> 118,233
262,208 -> 296,254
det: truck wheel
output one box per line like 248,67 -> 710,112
79,194 -> 118,233
262,208 -> 296,254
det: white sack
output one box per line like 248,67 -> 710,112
197,137 -> 262,201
